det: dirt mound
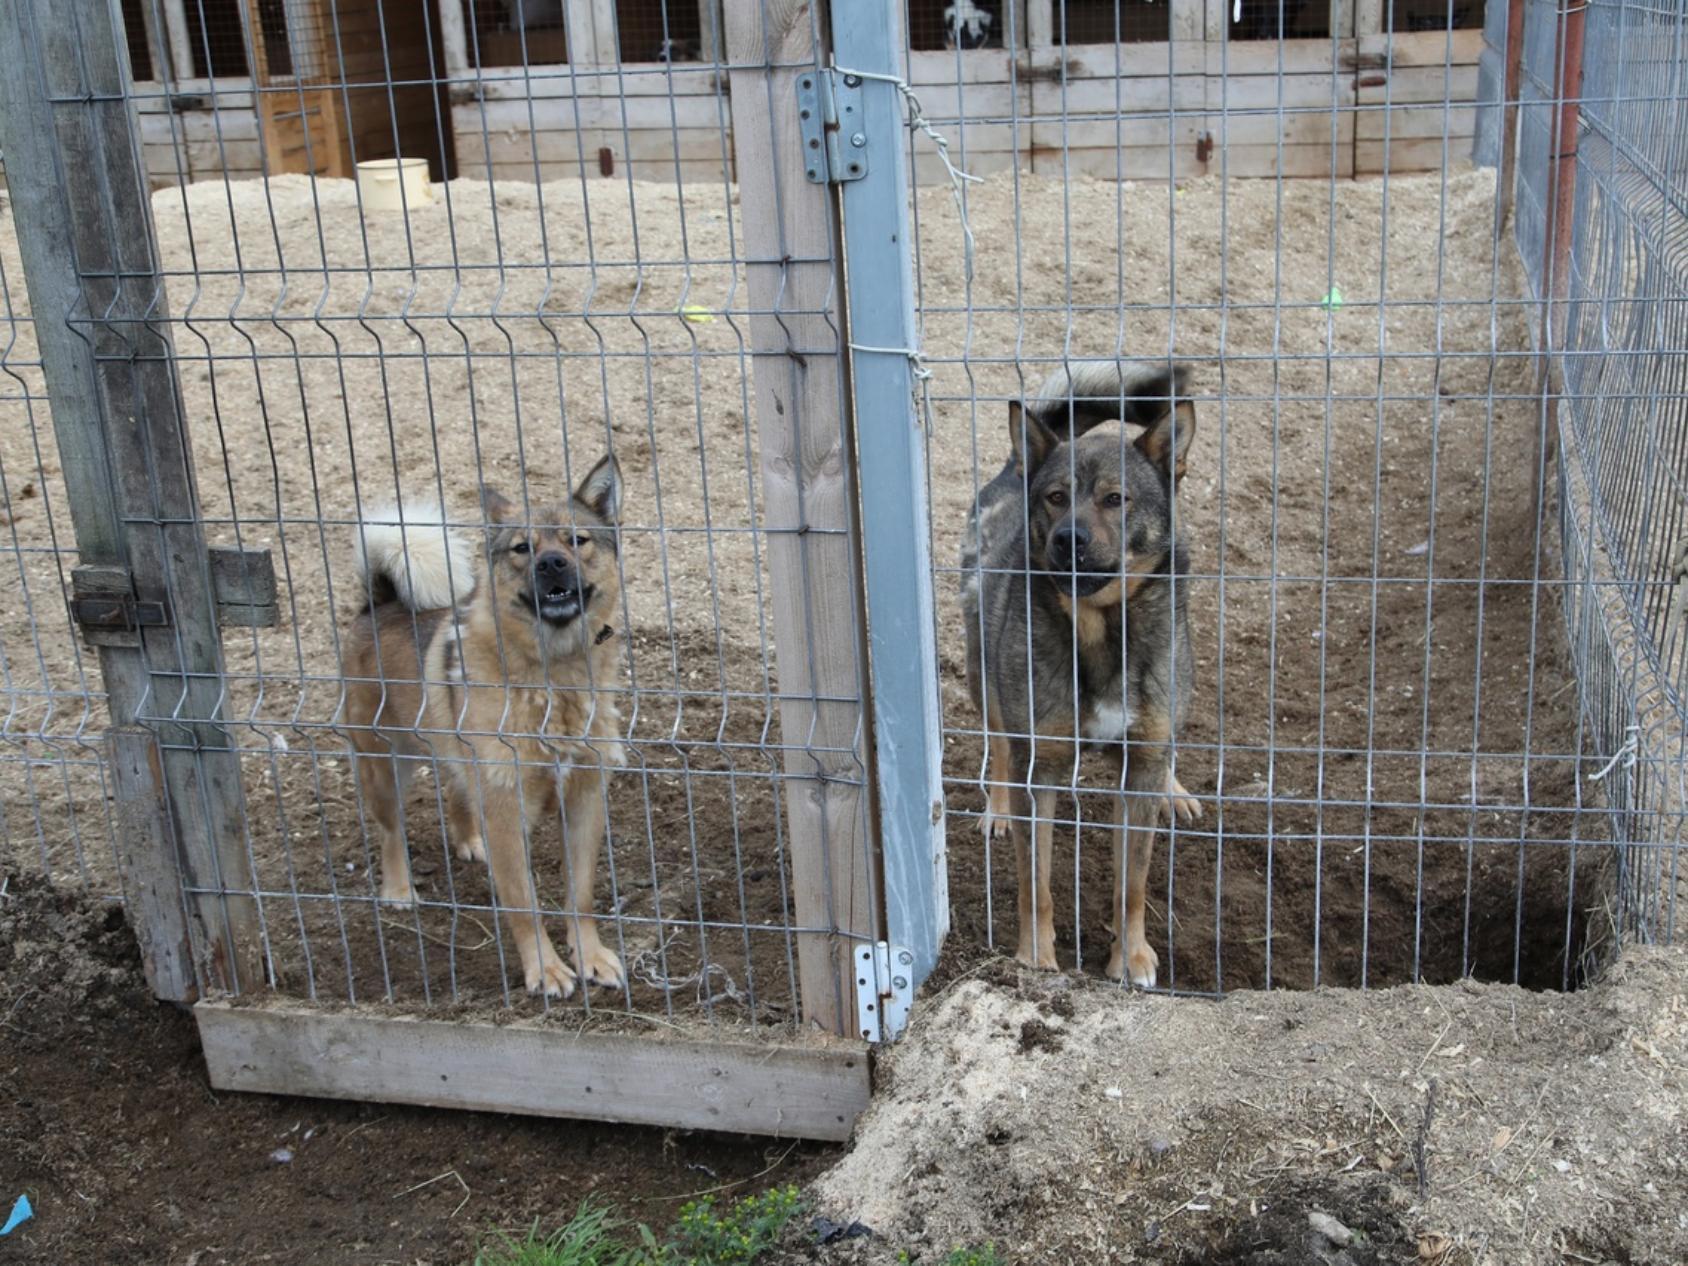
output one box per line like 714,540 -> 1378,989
813,956 -> 1688,1264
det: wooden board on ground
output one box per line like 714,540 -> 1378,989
196,1000 -> 872,1141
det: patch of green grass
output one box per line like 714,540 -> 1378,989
473,1202 -> 640,1266
470,1186 -> 803,1266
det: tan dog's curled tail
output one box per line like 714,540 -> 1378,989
352,500 -> 475,612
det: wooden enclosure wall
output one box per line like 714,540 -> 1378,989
112,0 -> 1482,191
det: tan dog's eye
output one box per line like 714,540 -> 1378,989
511,540 -> 531,555
1047,489 -> 1069,508
1102,492 -> 1124,509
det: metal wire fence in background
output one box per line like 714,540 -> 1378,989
0,199 -> 124,898
0,0 -> 1683,1133
1546,0 -> 1688,943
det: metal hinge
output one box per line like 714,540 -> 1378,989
854,941 -> 914,1043
797,69 -> 868,185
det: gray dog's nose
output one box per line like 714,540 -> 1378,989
1050,523 -> 1089,567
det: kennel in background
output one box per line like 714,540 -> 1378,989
0,0 -> 1682,1142
27,0 -> 1492,195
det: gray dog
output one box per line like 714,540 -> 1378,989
962,361 -> 1201,986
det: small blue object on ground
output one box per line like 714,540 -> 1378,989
1,1194 -> 32,1235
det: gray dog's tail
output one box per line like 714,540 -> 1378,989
1024,360 -> 1189,436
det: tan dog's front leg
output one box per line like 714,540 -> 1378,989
482,774 -> 576,999
981,732 -> 1015,844
1011,772 -> 1059,972
1108,749 -> 1164,988
353,753 -> 414,907
559,766 -> 624,990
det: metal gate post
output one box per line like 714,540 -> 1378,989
831,2 -> 950,1000
0,0 -> 263,997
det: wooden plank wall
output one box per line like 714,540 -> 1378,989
122,5 -> 1483,191
134,85 -> 264,189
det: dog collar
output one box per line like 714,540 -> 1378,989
594,624 -> 616,645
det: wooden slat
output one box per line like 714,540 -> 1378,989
1214,141 -> 1359,177
1205,38 -> 1359,74
1356,103 -> 1477,139
1356,62 -> 1480,103
108,727 -> 197,1002
906,47 -> 1016,85
1355,135 -> 1478,171
1357,27 -> 1485,65
1037,143 -> 1208,180
1031,41 -> 1207,77
724,0 -> 876,1038
196,1001 -> 872,1141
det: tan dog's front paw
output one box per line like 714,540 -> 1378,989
379,876 -> 416,908
574,938 -> 625,990
454,835 -> 487,863
980,803 -> 1015,845
1163,774 -> 1203,824
1015,931 -> 1060,972
1107,940 -> 1159,989
525,943 -> 579,999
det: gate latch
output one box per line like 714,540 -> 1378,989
797,69 -> 868,185
854,941 -> 914,1043
70,566 -> 168,647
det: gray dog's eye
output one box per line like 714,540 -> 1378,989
1103,492 -> 1124,509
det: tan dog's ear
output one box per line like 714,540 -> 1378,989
481,485 -> 516,524
1135,399 -> 1197,485
1008,401 -> 1058,476
574,453 -> 623,524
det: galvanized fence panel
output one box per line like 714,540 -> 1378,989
1544,0 -> 1688,943
0,177 -> 125,900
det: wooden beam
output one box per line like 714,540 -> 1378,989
197,1001 -> 872,1141
438,0 -> 470,75
723,0 -> 877,1037
160,0 -> 195,82
108,727 -> 197,1003
0,0 -> 263,996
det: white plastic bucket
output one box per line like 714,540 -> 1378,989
355,157 -> 432,212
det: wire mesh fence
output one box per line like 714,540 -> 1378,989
0,0 -> 1682,1112
1541,0 -> 1688,944
0,197 -> 124,899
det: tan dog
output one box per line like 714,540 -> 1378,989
339,456 -> 627,999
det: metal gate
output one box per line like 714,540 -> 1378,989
0,0 -> 947,1140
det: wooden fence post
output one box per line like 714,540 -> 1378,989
723,0 -> 879,1036
0,0 -> 264,998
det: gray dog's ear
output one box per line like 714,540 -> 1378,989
1008,401 -> 1058,476
1135,398 -> 1197,485
574,453 -> 623,525
481,484 -> 517,524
